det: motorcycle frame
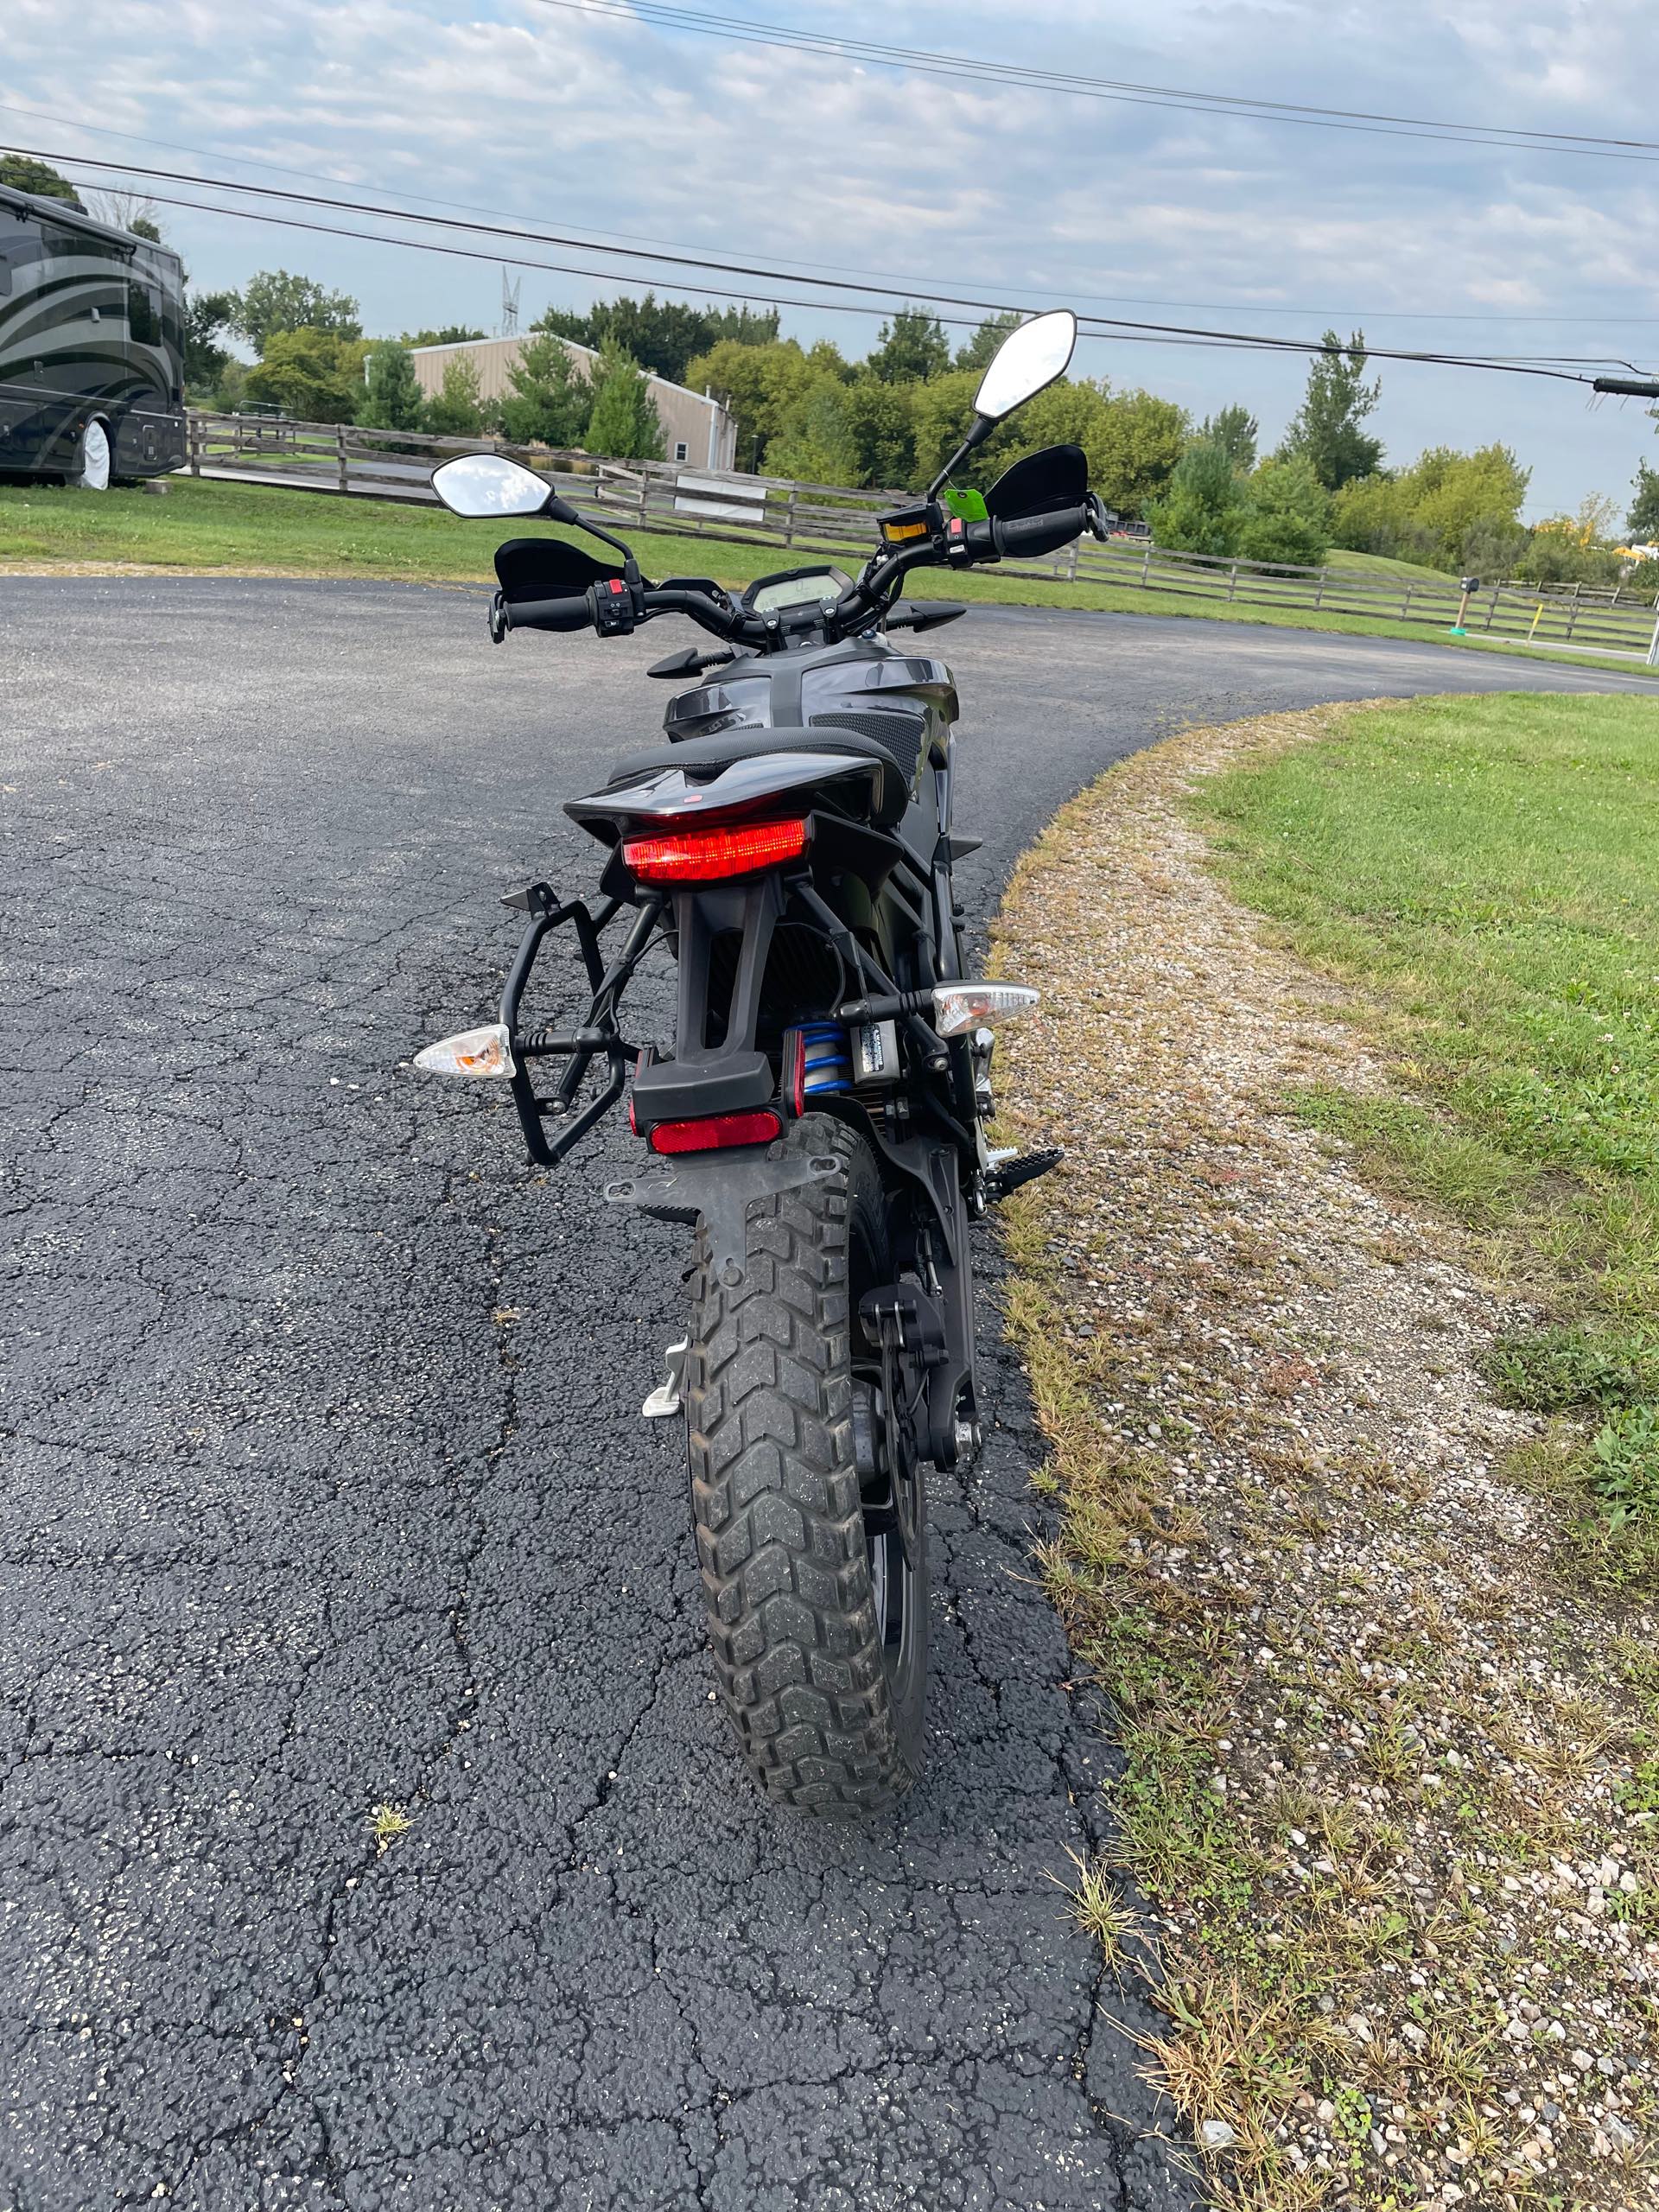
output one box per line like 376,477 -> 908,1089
493,783 -> 982,1463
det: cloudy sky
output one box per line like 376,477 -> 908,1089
7,0 -> 1657,516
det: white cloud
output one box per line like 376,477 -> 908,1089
3,0 -> 1656,512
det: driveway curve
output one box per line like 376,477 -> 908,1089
3,576 -> 1649,2212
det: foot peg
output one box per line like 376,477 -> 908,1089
985,1147 -> 1063,1202
642,1337 -> 689,1419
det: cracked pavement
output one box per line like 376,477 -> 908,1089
3,575 -> 1649,2212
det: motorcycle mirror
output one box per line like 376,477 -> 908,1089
972,310 -> 1077,424
431,453 -> 555,518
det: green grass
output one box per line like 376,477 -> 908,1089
1325,545 -> 1458,586
2,477 -> 1650,676
1199,689 -> 1659,1579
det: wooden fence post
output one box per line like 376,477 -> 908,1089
1141,541 -> 1152,585
1066,536 -> 1079,582
1314,566 -> 1325,608
785,486 -> 798,549
336,424 -> 348,495
1401,585 -> 1413,621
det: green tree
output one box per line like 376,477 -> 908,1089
1407,445 -> 1530,567
1085,387 -> 1192,517
1629,458 -> 1659,543
183,290 -> 237,396
909,368 -> 987,488
1279,330 -> 1382,490
357,340 -> 425,430
423,354 -> 486,437
583,349 -> 664,461
765,376 -> 859,485
587,294 -> 779,385
1332,443 -> 1530,572
0,152 -> 81,206
1236,454 -> 1332,565
1199,404 -> 1258,473
500,331 -> 592,448
954,311 -> 1022,375
402,325 -> 486,348
233,270 -> 362,351
685,338 -> 828,468
842,378 -> 918,489
242,327 -> 366,422
1145,441 -> 1249,555
515,296 -> 780,385
866,307 -> 949,385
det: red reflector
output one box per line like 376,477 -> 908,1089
622,817 -> 809,883
648,1110 -> 782,1155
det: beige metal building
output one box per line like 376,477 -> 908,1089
408,334 -> 737,469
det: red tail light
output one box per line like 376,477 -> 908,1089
649,1110 -> 782,1154
622,817 -> 809,884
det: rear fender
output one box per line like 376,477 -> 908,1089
628,874 -> 785,1127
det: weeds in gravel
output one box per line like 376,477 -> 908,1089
368,1802 -> 412,1853
1052,1847 -> 1142,1978
995,707 -> 1659,2212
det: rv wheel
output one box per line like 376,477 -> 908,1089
74,418 -> 113,492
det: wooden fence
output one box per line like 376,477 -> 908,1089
184,412 -> 1659,664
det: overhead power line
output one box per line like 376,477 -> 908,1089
24,145 -> 1650,388
9,99 -> 1659,329
528,0 -> 1659,166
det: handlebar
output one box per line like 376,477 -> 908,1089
505,594 -> 600,632
989,504 -> 1099,558
497,493 -> 1106,647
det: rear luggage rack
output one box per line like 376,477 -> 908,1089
497,880 -> 663,1166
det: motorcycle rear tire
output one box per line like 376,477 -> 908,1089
687,1114 -> 928,1812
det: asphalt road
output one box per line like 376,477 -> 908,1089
4,576 -> 1652,2212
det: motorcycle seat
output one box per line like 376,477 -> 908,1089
605,727 -> 909,827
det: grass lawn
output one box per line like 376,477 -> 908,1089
2,477 -> 1650,677
1200,690 -> 1659,1580
1325,545 -> 1463,586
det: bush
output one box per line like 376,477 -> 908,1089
583,349 -> 664,462
1236,454 -> 1332,566
499,330 -> 591,448
1145,441 -> 1248,556
357,341 -> 424,432
423,354 -> 486,438
1512,521 -> 1625,588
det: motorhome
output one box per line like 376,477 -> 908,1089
0,182 -> 187,488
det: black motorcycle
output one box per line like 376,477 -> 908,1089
421,310 -> 1103,1810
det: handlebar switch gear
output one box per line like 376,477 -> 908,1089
593,577 -> 638,637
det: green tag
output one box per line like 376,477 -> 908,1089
941,487 -> 988,523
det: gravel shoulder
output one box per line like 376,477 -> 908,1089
993,705 -> 1659,2211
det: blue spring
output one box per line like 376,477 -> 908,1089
798,1020 -> 851,1096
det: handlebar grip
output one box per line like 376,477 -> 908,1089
505,593 -> 594,633
990,505 -> 1090,559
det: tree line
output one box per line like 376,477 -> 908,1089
3,147 -> 1655,587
